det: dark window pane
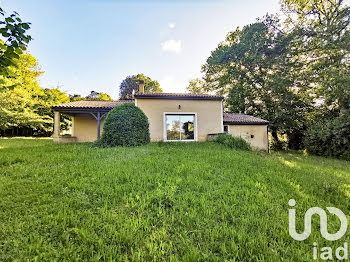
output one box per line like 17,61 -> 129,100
180,115 -> 194,140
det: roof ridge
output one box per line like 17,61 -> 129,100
223,113 -> 269,125
134,92 -> 223,100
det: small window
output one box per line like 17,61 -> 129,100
224,125 -> 228,133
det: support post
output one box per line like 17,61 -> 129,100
53,111 -> 60,137
97,112 -> 101,138
71,116 -> 75,137
90,112 -> 106,139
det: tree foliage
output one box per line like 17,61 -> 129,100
202,18 -> 311,149
69,91 -> 113,102
85,91 -> 113,101
0,52 -> 70,136
195,0 -> 350,152
186,78 -> 206,94
0,8 -> 32,86
304,113 -> 350,160
119,73 -> 162,100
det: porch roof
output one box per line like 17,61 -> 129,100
52,100 -> 134,113
223,113 -> 269,125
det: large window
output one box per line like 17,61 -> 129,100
165,114 -> 196,141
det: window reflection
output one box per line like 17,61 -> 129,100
166,114 -> 195,141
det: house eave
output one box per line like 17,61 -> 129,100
51,107 -> 114,114
223,121 -> 269,125
134,94 -> 224,101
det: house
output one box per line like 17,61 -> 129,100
52,82 -> 269,150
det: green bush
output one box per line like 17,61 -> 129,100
304,114 -> 350,160
97,103 -> 150,147
215,133 -> 251,151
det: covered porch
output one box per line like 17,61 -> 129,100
52,100 -> 132,143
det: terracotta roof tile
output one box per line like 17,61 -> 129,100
52,100 -> 133,110
223,113 -> 269,125
134,92 -> 223,100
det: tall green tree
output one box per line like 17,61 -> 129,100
281,0 -> 350,156
36,87 -> 70,136
202,17 -> 312,149
119,73 -> 162,100
0,53 -> 44,131
282,0 -> 350,112
0,8 -> 32,87
0,52 -> 70,136
196,0 -> 349,150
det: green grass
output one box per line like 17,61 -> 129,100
0,139 -> 350,261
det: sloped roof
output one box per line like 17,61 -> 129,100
223,113 -> 269,125
134,92 -> 224,100
52,100 -> 134,111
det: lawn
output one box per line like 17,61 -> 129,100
0,139 -> 350,261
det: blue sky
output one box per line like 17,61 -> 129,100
2,0 -> 280,99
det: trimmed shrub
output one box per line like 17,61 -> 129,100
215,133 -> 251,151
304,114 -> 350,160
97,103 -> 150,147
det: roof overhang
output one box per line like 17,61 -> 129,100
134,94 -> 224,100
52,107 -> 113,114
223,121 -> 269,125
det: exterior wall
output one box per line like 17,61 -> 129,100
53,136 -> 77,143
226,124 -> 268,151
72,114 -> 104,142
136,98 -> 223,142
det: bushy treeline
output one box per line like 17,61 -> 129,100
305,113 -> 350,160
188,0 -> 350,159
0,53 -> 71,136
0,52 -> 116,137
0,8 -> 114,137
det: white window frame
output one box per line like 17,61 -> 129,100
163,112 -> 198,142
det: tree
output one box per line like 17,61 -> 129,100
282,0 -> 350,150
186,78 -> 206,94
97,92 -> 112,101
281,0 -> 350,113
86,91 -> 113,101
0,8 -> 32,88
37,87 -> 70,136
0,52 -> 70,136
304,113 -> 350,160
197,0 -> 350,151
202,17 -> 312,149
0,53 -> 44,132
70,91 -> 113,101
69,94 -> 84,102
119,73 -> 162,99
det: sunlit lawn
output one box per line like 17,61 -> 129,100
0,139 -> 350,261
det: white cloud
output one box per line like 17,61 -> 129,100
159,75 -> 186,93
161,39 -> 182,53
168,23 -> 175,29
